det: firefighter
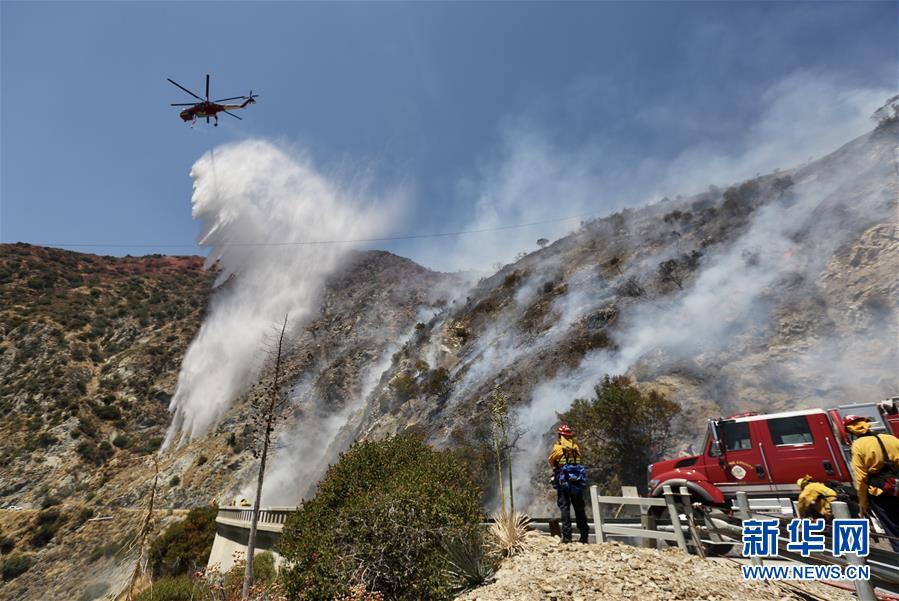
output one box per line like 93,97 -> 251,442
796,475 -> 836,520
844,415 -> 899,552
547,424 -> 589,543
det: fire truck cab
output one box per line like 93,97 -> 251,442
647,397 -> 899,507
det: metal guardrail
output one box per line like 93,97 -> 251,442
589,484 -> 689,551
216,506 -> 296,530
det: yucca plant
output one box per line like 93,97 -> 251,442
488,509 -> 531,558
442,535 -> 496,593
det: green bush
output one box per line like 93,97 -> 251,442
0,537 -> 15,555
421,367 -> 450,397
389,372 -> 418,402
133,576 -> 210,601
558,374 -> 681,494
139,436 -> 163,454
31,507 -> 65,547
279,434 -> 483,601
1,554 -> 34,581
148,505 -> 217,579
222,551 -> 277,593
93,404 -> 121,421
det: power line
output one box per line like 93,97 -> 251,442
30,211 -> 599,249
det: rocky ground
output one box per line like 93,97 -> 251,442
456,532 -> 856,601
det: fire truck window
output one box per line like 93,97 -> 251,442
768,416 -> 814,445
710,421 -> 751,455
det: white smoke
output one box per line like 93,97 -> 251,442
164,140 -> 396,447
510,120 -> 896,508
416,71 -> 891,273
258,317 -> 430,505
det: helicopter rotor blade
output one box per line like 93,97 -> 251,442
213,96 -> 246,102
206,74 -> 210,101
222,110 -> 243,120
170,103 -> 197,106
167,78 -> 204,101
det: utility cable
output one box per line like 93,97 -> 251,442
27,211 -> 598,250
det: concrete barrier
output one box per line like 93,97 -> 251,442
207,506 -> 296,573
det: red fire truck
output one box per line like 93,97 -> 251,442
647,397 -> 899,507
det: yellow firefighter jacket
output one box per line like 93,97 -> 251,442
547,436 -> 582,468
851,432 -> 899,510
797,482 -> 837,520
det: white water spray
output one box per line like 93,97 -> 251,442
164,140 -> 393,448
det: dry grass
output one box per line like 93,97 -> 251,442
487,510 -> 532,558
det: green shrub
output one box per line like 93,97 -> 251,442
112,434 -> 130,449
558,374 -> 681,494
76,440 -> 114,465
0,537 -> 15,555
421,367 -> 450,397
139,436 -> 163,454
148,505 -> 217,579
93,404 -> 121,421
251,551 -> 276,584
389,373 -> 418,402
75,507 -> 94,528
279,434 -> 483,600
37,432 -> 58,448
222,551 -> 277,593
30,507 -> 65,547
1,554 -> 34,581
133,576 -> 210,601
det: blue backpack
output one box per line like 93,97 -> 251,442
557,464 -> 587,493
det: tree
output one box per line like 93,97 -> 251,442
242,316 -> 292,600
148,505 -> 217,579
558,375 -> 680,493
605,256 -> 623,275
872,93 -> 899,127
278,434 -> 482,600
536,238 -> 549,249
657,259 -> 684,290
617,275 -> 644,298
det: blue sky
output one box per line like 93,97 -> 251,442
2,1 -> 896,269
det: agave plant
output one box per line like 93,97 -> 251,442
488,509 -> 532,558
442,535 -> 496,593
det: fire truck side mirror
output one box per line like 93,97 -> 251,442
709,419 -> 726,466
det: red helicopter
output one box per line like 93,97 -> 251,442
168,74 -> 258,127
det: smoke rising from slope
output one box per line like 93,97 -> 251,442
509,121 -> 896,507
419,71 -> 891,273
164,140 -> 394,447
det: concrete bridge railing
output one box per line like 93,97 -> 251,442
207,506 -> 297,573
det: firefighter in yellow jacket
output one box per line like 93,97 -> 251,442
844,415 -> 899,552
548,424 -> 589,543
796,475 -> 836,520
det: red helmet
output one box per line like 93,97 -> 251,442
843,414 -> 871,428
557,424 -> 573,437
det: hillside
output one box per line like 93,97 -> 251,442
0,246 -> 453,600
0,122 -> 895,599
343,122 -> 897,508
